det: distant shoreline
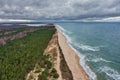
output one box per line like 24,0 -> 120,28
56,26 -> 89,80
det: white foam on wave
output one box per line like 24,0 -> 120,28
56,24 -> 97,80
79,44 -> 100,51
56,24 -> 73,43
69,44 -> 97,80
56,24 -> 72,34
99,66 -> 120,80
87,57 -> 111,63
58,26 -> 101,52
73,42 -> 100,52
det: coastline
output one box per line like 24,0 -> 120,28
56,26 -> 89,80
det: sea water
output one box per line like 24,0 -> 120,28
57,22 -> 120,80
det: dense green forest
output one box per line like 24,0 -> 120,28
0,26 -> 57,80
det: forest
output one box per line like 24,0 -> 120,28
0,25 -> 58,80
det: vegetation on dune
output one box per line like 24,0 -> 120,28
50,68 -> 59,78
59,46 -> 73,80
0,26 -> 58,80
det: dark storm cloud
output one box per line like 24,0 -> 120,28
0,0 -> 120,20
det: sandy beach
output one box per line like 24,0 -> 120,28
57,27 -> 89,80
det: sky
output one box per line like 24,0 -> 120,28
0,0 -> 120,22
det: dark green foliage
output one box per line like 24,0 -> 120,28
38,73 -> 48,80
45,60 -> 52,69
51,68 -> 57,73
53,72 -> 59,78
50,68 -> 59,78
38,68 -> 49,80
0,26 -> 55,80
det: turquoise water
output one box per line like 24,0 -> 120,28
57,22 -> 120,80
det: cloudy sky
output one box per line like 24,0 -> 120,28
0,0 -> 120,21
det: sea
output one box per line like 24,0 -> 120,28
57,22 -> 120,80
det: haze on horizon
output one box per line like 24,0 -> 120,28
0,0 -> 120,22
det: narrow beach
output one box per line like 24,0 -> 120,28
57,27 -> 89,80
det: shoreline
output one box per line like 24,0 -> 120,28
56,26 -> 89,80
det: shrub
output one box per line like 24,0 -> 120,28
53,72 -> 59,78
38,73 -> 47,80
50,68 -> 59,78
45,60 -> 52,69
38,69 -> 48,80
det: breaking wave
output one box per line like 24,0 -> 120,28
87,57 -> 111,63
57,25 -> 73,34
74,43 -> 100,51
99,66 -> 120,80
